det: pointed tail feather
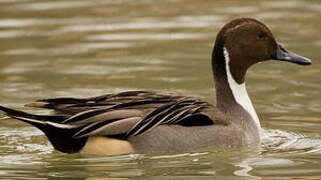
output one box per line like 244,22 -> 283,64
0,105 -> 81,132
0,105 -> 67,123
0,105 -> 87,153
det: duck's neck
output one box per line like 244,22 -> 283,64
212,46 -> 261,139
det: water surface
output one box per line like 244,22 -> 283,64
0,0 -> 321,179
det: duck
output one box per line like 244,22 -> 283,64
0,18 -> 311,156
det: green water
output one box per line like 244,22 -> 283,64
0,0 -> 321,179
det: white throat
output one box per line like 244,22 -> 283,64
223,47 -> 261,131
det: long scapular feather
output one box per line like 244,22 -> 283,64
0,106 -> 77,129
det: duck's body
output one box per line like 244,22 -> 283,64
0,18 -> 311,156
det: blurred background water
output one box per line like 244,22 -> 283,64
0,0 -> 321,179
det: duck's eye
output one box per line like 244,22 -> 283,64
257,33 -> 265,40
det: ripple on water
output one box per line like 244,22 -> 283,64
1,61 -> 49,74
57,65 -> 169,75
0,126 -> 52,156
0,30 -> 26,38
262,129 -> 321,155
10,1 -> 95,11
3,42 -> 140,56
60,15 -> 222,33
216,6 -> 259,14
261,1 -> 307,8
86,33 -> 207,41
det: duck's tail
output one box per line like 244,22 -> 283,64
0,105 -> 87,153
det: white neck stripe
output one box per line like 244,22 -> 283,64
223,47 -> 261,131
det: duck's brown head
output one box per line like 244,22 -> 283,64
212,18 -> 311,84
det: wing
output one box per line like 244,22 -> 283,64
27,91 -> 227,137
26,91 -> 181,115
70,96 -> 225,139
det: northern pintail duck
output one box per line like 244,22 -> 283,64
0,18 -> 311,155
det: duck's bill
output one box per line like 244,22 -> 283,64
272,44 -> 312,65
